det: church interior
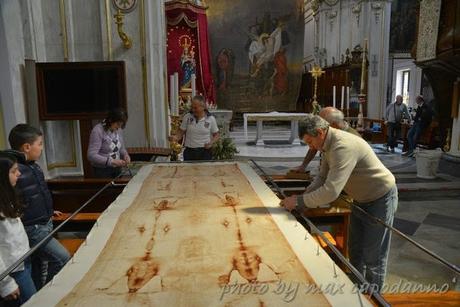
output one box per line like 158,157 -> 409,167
0,0 -> 459,306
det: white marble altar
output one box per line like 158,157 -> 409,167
210,109 -> 233,138
243,112 -> 309,146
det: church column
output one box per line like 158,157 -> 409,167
367,0 -> 392,119
0,0 -> 27,134
144,0 -> 169,147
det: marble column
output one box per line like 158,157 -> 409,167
144,0 -> 168,147
0,0 -> 27,133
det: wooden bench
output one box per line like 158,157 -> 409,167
313,232 -> 337,248
400,121 -> 440,151
48,178 -> 128,255
53,213 -> 102,255
361,118 -> 387,144
261,174 -> 351,257
58,238 -> 85,255
53,212 -> 101,223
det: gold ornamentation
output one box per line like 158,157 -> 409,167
311,0 -> 320,16
169,115 -> 182,161
309,65 -> 325,113
444,128 -> 451,152
179,34 -> 192,50
114,9 -> 132,49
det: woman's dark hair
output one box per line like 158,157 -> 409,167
0,154 -> 22,219
103,108 -> 128,130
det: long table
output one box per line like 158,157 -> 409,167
25,162 -> 372,307
243,112 -> 309,145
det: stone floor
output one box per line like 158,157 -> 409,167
232,124 -> 460,293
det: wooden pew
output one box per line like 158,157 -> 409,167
48,178 -> 128,255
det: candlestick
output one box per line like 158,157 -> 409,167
308,65 -> 325,114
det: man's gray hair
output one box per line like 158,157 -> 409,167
192,95 -> 206,107
322,108 -> 346,129
298,114 -> 330,138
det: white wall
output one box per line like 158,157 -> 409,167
303,1 -> 315,68
0,0 -> 169,177
304,0 -> 392,119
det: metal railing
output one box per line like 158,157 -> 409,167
250,158 -> 389,307
0,172 -> 128,283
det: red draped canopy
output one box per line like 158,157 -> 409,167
166,1 -> 215,104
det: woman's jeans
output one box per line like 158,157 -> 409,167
24,219 -> 70,290
407,122 -> 424,152
349,185 -> 398,292
5,261 -> 36,306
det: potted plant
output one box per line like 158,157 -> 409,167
212,137 -> 238,160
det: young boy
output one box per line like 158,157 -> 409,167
7,124 -> 70,290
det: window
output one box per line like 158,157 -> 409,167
401,70 -> 410,104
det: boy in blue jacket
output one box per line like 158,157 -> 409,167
7,124 -> 70,290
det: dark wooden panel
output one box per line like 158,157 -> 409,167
36,61 -> 127,120
47,177 -> 129,213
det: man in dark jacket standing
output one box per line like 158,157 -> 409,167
404,96 -> 433,157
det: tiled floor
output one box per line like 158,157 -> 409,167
231,124 -> 460,293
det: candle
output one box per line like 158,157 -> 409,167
173,72 -> 179,115
346,86 -> 350,113
360,39 -> 367,95
169,75 -> 174,114
333,86 -> 336,108
191,74 -> 196,97
341,86 -> 344,110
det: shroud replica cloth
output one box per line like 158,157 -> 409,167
25,163 -> 372,307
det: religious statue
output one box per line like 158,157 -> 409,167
179,35 -> 196,89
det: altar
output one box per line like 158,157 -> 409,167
243,112 -> 309,146
25,162 -> 371,307
210,109 -> 233,138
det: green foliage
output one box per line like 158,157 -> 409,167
212,137 -> 238,160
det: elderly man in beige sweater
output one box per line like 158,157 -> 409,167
281,114 -> 398,292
